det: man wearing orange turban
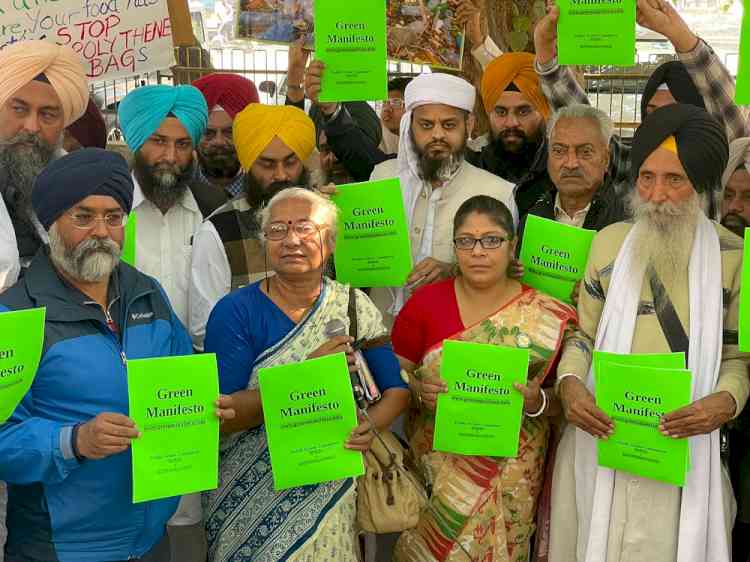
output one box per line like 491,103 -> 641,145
0,40 -> 89,272
188,103 -> 316,351
476,52 -> 554,217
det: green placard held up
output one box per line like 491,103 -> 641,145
520,214 -> 596,303
740,228 -> 750,351
434,340 -> 530,458
314,0 -> 388,102
556,0 -> 636,66
121,211 -> 137,267
736,3 -> 750,105
332,179 -> 413,287
259,353 -> 365,491
0,307 -> 46,423
594,352 -> 692,486
128,354 -> 220,503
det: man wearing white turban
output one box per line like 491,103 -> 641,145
369,73 -> 517,323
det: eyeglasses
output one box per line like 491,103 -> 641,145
453,235 -> 510,251
376,99 -> 405,111
66,211 -> 128,230
264,219 -> 322,241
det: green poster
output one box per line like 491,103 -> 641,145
594,355 -> 692,486
332,179 -> 413,287
740,228 -> 750,351
314,0 -> 388,102
736,4 -> 750,105
520,214 -> 596,303
0,307 -> 45,423
259,353 -> 365,490
557,0 -> 636,66
128,354 -> 220,503
121,211 -> 137,267
434,340 -> 530,457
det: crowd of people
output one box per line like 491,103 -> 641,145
1,0 -> 750,561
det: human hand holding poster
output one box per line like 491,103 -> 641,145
128,354 -> 220,503
594,352 -> 691,486
331,179 -> 412,287
556,0 -> 636,65
0,308 -> 45,423
0,0 -> 175,80
259,353 -> 365,490
519,215 -> 595,304
433,340 -> 529,457
314,0 -> 388,102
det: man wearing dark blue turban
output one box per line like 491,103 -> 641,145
0,147 -> 237,562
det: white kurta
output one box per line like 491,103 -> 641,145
0,195 -> 19,293
130,175 -> 204,527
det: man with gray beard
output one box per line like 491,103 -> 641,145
0,149 -> 237,562
549,104 -> 749,562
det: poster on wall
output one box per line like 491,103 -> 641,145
234,0 -> 464,70
0,0 -> 176,81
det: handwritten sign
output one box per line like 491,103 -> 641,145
0,0 -> 176,80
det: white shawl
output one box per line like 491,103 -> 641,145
574,214 -> 729,562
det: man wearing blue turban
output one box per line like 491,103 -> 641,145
117,84 -> 210,562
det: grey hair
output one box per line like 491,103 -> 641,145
257,187 -> 339,246
547,104 -> 614,146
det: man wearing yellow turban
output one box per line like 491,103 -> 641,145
188,103 -> 316,351
0,40 -> 89,274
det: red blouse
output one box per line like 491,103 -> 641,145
392,278 -> 464,365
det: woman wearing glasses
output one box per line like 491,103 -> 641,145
392,195 -> 578,562
202,188 -> 410,562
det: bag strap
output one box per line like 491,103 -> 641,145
348,286 -> 358,340
648,268 -> 689,362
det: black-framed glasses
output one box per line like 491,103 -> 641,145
453,235 -> 510,251
264,219 -> 322,241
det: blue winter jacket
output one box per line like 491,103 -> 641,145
0,252 -> 193,562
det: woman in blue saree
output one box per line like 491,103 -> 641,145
203,188 -> 410,561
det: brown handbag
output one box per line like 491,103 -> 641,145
347,287 -> 428,533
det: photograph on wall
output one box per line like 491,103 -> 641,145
235,0 -> 315,47
387,0 -> 465,70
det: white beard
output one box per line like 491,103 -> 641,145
626,190 -> 705,293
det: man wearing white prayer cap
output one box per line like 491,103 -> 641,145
369,73 -> 517,324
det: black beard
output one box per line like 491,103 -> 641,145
0,131 -> 56,215
488,132 -> 540,182
133,152 -> 192,211
721,212 -> 749,238
197,144 -> 241,179
243,168 -> 309,209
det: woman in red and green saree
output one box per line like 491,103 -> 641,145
391,195 -> 577,562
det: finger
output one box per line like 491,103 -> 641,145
345,439 -> 372,451
577,408 -> 613,436
215,408 -> 236,420
99,435 -> 134,447
215,395 -> 233,408
422,382 -> 448,394
100,413 -> 136,427
660,415 -> 700,435
586,404 -> 615,430
661,405 -> 695,423
101,422 -> 140,439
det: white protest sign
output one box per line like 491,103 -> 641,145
0,0 -> 176,81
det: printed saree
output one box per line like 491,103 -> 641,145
204,278 -> 386,562
394,287 -> 576,562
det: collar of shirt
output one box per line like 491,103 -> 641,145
195,164 -> 245,198
131,172 -> 201,215
554,192 -> 591,226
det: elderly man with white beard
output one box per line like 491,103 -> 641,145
549,103 -> 749,562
